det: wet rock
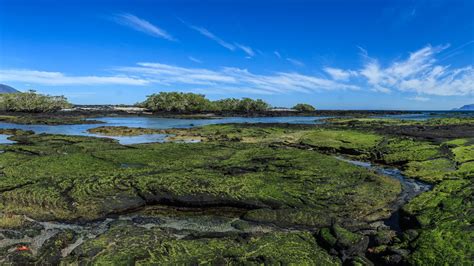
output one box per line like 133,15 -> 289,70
380,247 -> 410,265
317,224 -> 369,262
372,230 -> 396,246
32,230 -> 76,265
1,230 -> 23,239
383,254 -> 403,265
349,255 -> 374,266
401,229 -> 419,242
230,220 -> 252,231
131,216 -> 164,225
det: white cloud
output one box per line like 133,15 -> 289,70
235,43 -> 255,57
286,58 -> 305,67
274,51 -> 281,58
113,13 -> 175,41
188,25 -> 235,51
408,96 -> 430,102
328,44 -> 474,96
116,62 -> 358,94
324,67 -> 357,81
0,69 -> 149,86
188,56 -> 202,63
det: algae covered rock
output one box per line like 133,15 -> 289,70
64,224 -> 340,265
318,224 -> 369,262
0,134 -> 400,226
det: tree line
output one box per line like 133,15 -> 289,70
0,90 -> 316,113
0,90 -> 72,113
139,92 -> 316,113
139,92 -> 271,113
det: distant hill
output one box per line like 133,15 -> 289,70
0,84 -> 19,94
453,104 -> 474,111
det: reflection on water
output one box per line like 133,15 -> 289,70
0,116 -> 327,144
0,134 -> 16,144
0,111 -> 470,144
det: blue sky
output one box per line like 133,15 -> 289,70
0,0 -> 473,109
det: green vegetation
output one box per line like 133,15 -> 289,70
140,92 -> 270,113
0,114 -> 103,125
293,103 -> 316,112
0,90 -> 72,113
0,117 -> 473,264
87,126 -> 162,136
64,224 -> 339,265
0,133 -> 400,224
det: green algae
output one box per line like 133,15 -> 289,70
0,133 -> 400,225
87,126 -> 163,136
0,114 -> 102,125
378,138 -> 442,165
64,224 -> 340,265
0,117 -> 472,264
299,129 -> 382,156
402,179 -> 473,265
404,158 -> 455,183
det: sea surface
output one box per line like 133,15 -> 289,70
0,111 -> 471,144
0,116 -> 327,144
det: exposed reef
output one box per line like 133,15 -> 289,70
0,117 -> 472,264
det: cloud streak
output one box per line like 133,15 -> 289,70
2,44 -> 471,98
0,69 -> 150,86
326,44 -> 474,96
115,62 -> 358,94
324,67 -> 357,81
235,43 -> 255,57
286,58 -> 305,67
0,63 -> 356,94
183,21 -> 255,57
188,24 -> 235,51
188,56 -> 202,63
113,13 -> 176,41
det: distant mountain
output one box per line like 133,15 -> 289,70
0,84 -> 19,94
453,104 -> 474,111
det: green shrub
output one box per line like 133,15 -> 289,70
0,90 -> 71,113
293,103 -> 316,112
140,92 -> 270,113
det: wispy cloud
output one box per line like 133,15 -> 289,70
286,58 -> 305,67
274,51 -> 282,59
235,43 -> 255,57
408,96 -> 430,102
327,44 -> 474,96
0,69 -> 149,86
112,13 -> 176,41
182,20 -> 255,57
356,45 -> 369,58
187,24 -> 235,51
324,67 -> 357,81
188,56 -> 202,63
114,62 -> 358,94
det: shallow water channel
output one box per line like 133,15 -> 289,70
336,157 -> 432,232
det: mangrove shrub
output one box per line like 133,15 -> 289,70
140,92 -> 270,113
0,90 -> 72,113
293,103 -> 316,112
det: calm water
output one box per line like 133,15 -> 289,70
0,134 -> 16,144
0,112 -> 471,144
0,116 -> 327,144
375,111 -> 474,120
